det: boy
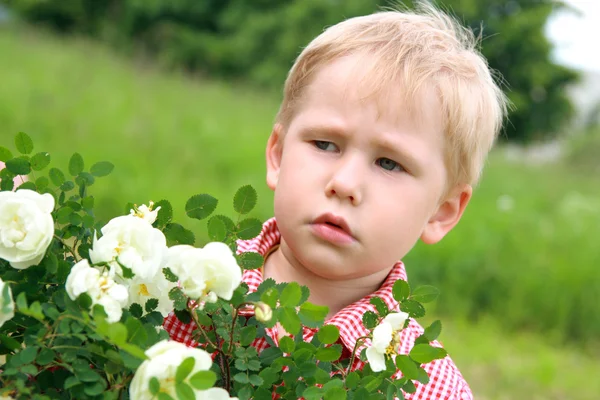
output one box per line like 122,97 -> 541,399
165,3 -> 507,399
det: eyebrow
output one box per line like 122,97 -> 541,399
303,124 -> 426,172
372,134 -> 425,172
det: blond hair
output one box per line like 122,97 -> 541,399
275,2 -> 508,187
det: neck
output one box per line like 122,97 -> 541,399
263,240 -> 388,318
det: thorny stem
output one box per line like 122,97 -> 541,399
227,302 -> 255,355
53,234 -> 79,261
347,335 -> 370,375
212,320 -> 231,393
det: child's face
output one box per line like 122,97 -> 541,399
266,55 -> 471,282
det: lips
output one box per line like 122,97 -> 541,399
312,213 -> 354,238
310,213 -> 356,246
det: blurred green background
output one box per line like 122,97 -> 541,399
1,1 -> 599,399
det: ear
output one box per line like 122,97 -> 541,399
266,124 -> 284,191
420,183 -> 472,244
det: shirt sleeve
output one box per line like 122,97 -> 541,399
453,381 -> 474,400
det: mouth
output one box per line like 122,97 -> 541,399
312,213 -> 356,244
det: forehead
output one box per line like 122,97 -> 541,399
295,54 -> 443,133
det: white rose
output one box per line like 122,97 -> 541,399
0,278 -> 15,328
130,340 -> 237,400
89,215 -> 167,281
130,202 -> 161,224
127,272 -> 176,317
365,311 -> 409,372
165,242 -> 242,304
65,259 -> 129,323
0,189 -> 54,269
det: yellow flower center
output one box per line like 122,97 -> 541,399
138,284 -> 150,297
385,331 -> 402,356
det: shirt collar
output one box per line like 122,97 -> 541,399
237,217 -> 408,352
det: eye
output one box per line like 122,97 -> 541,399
376,157 -> 405,172
313,141 -> 338,152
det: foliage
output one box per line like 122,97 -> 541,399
1,0 -> 578,142
0,28 -> 597,347
0,132 -> 446,399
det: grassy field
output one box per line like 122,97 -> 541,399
1,24 -> 599,399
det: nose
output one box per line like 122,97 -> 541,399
324,155 -> 363,206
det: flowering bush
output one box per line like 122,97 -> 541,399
0,132 -> 447,399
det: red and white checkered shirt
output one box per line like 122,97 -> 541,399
163,218 -> 473,399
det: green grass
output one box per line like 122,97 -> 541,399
441,317 -> 600,400
0,24 -> 278,229
1,23 -> 600,399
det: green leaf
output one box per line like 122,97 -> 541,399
409,344 -> 447,364
234,373 -> 250,384
16,292 -> 28,310
174,309 -> 192,325
0,172 -> 14,191
169,287 -> 188,311
248,374 -> 263,386
298,302 -> 328,328
416,367 -> 430,384
60,180 -> 75,192
15,132 -> 33,154
164,223 -> 195,245
238,252 -> 264,270
280,282 -> 302,308
18,181 -> 36,190
176,357 -> 195,383
207,215 -> 227,241
175,382 -> 195,400
277,307 -> 301,335
317,325 -> 340,345
76,171 -> 95,186
423,320 -> 442,342
189,370 -> 216,390
115,258 -> 134,279
20,346 -> 39,364
302,386 -> 323,400
400,300 -> 425,318
411,285 -> 440,303
163,267 -> 179,282
90,161 -> 114,177
324,387 -> 347,400
278,336 -> 295,353
0,334 -> 21,351
233,185 -> 257,215
0,146 -> 13,161
64,376 -> 80,390
6,157 -> 31,175
145,298 -> 159,313
185,194 -> 218,220
315,344 -> 342,362
68,153 -> 84,176
126,317 -> 148,347
395,355 -> 419,380
260,287 -> 278,309
154,200 -> 173,226
362,311 -> 379,329
236,218 -> 262,240
370,296 -> 389,316
36,348 -> 56,365
158,393 -> 175,400
403,380 -> 417,394
35,176 -> 49,190
49,168 -> 66,186
346,372 -> 360,389
30,152 -> 51,171
240,326 -> 257,347
149,377 -> 160,395
392,280 -> 411,302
